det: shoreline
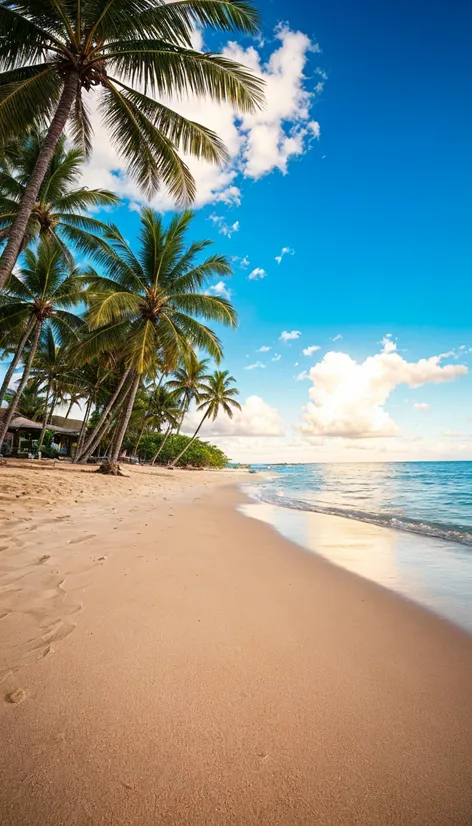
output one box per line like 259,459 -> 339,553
1,476 -> 472,824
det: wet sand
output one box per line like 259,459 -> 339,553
1,475 -> 472,825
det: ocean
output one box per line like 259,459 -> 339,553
241,461 -> 472,631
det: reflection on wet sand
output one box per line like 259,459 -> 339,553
240,500 -> 472,632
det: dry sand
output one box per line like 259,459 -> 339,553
1,465 -> 472,825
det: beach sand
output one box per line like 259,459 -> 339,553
1,466 -> 472,825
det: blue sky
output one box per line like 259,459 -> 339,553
3,0 -> 472,461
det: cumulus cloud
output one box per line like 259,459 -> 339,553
78,24 -> 323,211
302,344 -> 320,356
257,345 -> 271,352
209,214 -> 240,237
206,281 -> 231,300
280,330 -> 301,342
413,403 -> 429,411
275,246 -> 295,264
301,346 -> 467,439
380,334 -> 397,354
185,395 -> 284,437
244,361 -> 266,371
248,267 -> 267,280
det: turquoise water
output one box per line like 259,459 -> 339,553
250,462 -> 472,544
243,462 -> 472,630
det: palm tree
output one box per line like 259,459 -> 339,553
4,379 -> 46,422
0,130 -> 119,258
30,323 -> 75,450
77,208 -> 237,465
0,240 -> 84,450
170,369 -> 240,466
167,354 -> 210,433
0,0 -> 264,287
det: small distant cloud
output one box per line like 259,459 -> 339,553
244,361 -> 266,371
295,370 -> 309,381
381,335 -> 397,354
206,281 -> 231,300
413,403 -> 429,412
280,330 -> 301,342
302,345 -> 320,356
315,67 -> 328,81
209,214 -> 240,238
275,246 -> 295,265
438,350 -> 458,360
257,345 -> 271,353
272,353 -> 282,362
214,186 -> 241,207
459,345 -> 466,350
294,362 -> 299,366
331,333 -> 342,342
232,254 -> 250,269
248,267 -> 267,281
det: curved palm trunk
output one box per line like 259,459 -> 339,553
170,410 -> 209,468
75,367 -> 131,463
0,317 -> 35,408
0,320 -> 42,452
64,398 -> 74,420
0,74 -> 78,289
151,422 -> 173,465
38,388 -> 57,452
133,421 -> 147,455
37,382 -> 51,453
74,396 -> 93,459
110,373 -> 140,463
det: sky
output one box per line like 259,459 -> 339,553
3,0 -> 472,462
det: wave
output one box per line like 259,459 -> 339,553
249,488 -> 472,546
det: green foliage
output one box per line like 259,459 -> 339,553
0,0 -> 264,202
0,129 -> 119,255
130,431 -> 228,468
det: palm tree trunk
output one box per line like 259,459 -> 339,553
37,381 -> 52,453
74,395 -> 93,459
0,317 -> 35,408
110,373 -> 140,463
75,367 -> 131,462
151,423 -> 173,465
133,421 -> 146,455
64,398 -> 74,420
0,74 -> 78,290
170,410 -> 209,468
0,320 -> 42,452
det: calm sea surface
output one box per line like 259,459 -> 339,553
242,462 -> 472,631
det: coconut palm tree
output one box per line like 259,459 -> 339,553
30,322 -> 76,450
0,130 -> 119,258
170,369 -> 240,466
0,0 -> 264,287
167,354 -> 210,433
0,240 -> 84,450
77,208 -> 237,465
4,379 -> 46,422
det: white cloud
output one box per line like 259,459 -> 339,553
275,246 -> 295,264
257,345 -> 271,352
295,370 -> 309,381
206,281 -> 231,300
302,344 -> 320,356
413,403 -> 429,411
380,335 -> 397,354
331,334 -> 343,342
272,353 -> 282,362
244,361 -> 266,371
184,395 -> 284,437
248,267 -> 267,280
209,214 -> 240,237
279,330 -> 301,342
301,346 -> 467,439
79,24 -> 324,211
